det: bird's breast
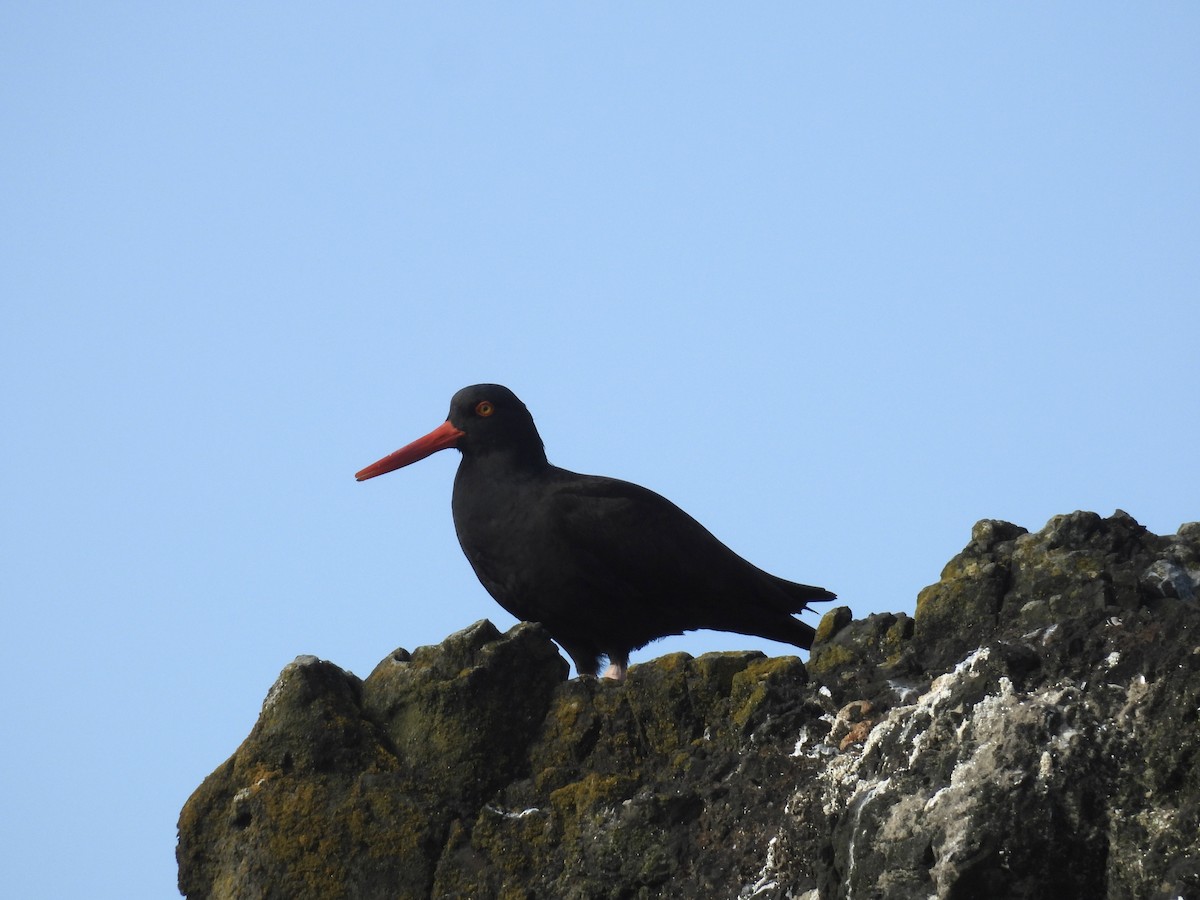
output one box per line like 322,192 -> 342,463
450,472 -> 559,604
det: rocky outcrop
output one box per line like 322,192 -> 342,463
178,511 -> 1200,899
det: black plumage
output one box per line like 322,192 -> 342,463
356,384 -> 834,680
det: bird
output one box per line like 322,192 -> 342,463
356,384 -> 835,681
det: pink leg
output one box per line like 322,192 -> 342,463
602,661 -> 627,681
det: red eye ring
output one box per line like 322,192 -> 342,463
475,401 -> 495,417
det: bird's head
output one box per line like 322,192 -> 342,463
355,383 -> 546,481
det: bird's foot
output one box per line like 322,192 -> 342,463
601,661 -> 627,682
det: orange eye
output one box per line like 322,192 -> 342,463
475,401 -> 495,417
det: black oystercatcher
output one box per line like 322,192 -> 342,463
356,384 -> 835,681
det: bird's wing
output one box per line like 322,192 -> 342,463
544,471 -> 799,633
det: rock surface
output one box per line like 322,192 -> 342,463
178,511 -> 1200,899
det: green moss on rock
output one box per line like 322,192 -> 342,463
180,511 -> 1200,899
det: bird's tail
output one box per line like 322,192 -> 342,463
757,577 -> 836,651
773,576 -> 836,611
715,579 -> 835,652
766,615 -> 818,651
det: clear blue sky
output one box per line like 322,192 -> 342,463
3,5 -> 1197,897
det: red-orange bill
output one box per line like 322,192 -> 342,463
355,420 -> 465,481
